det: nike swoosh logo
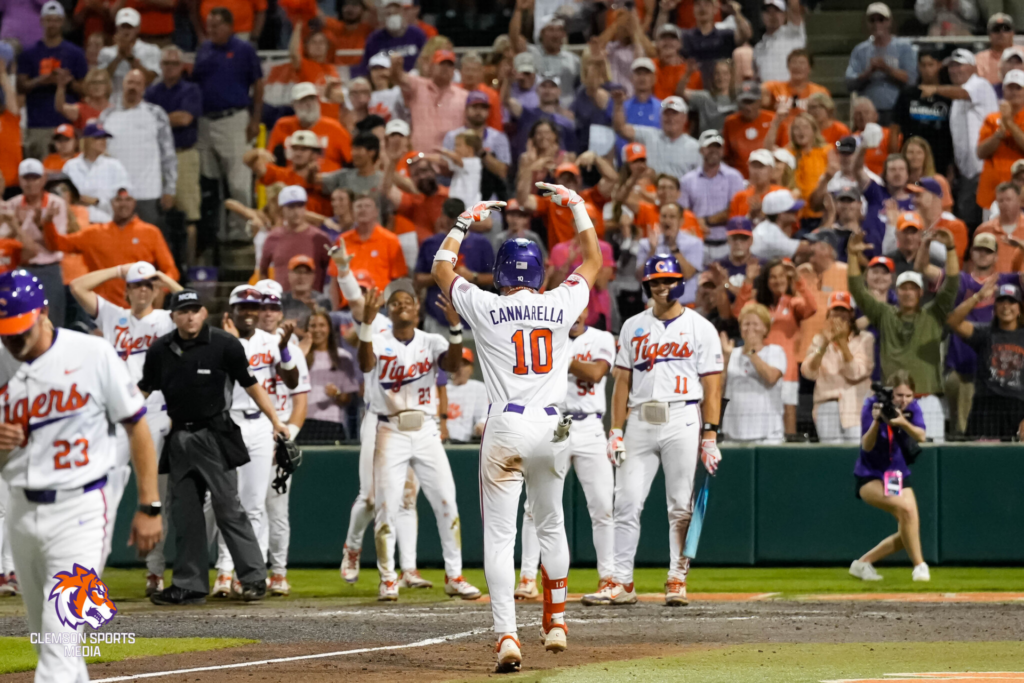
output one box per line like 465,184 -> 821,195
64,368 -> 80,375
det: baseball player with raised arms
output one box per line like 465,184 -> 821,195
357,278 -> 481,601
212,285 -> 299,597
589,255 -> 723,607
0,270 -> 162,682
68,262 -> 182,595
516,306 -> 616,602
331,248 -> 432,589
431,187 -> 602,673
254,280 -> 310,596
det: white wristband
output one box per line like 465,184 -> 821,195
337,270 -> 362,302
448,333 -> 463,344
570,202 -> 594,233
433,249 -> 458,265
287,423 -> 301,440
358,323 -> 374,343
279,358 -> 297,371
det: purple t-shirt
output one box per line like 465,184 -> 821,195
570,84 -> 612,154
946,271 -> 1022,375
855,396 -> 926,480
16,39 -> 88,128
0,0 -> 45,47
415,231 -> 494,328
862,182 -> 912,259
191,36 -> 262,114
145,79 -> 202,149
355,25 -> 427,77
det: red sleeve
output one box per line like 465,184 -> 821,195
397,191 -> 416,216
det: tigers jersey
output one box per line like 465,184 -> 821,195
564,326 -> 616,414
449,273 -> 590,407
615,308 -> 723,407
230,329 -> 282,414
445,378 -> 488,442
365,329 -> 449,415
271,336 -> 311,422
362,312 -> 394,415
93,298 -> 174,411
0,329 -> 145,489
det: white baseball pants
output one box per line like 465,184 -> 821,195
520,415 -> 615,581
373,418 -> 461,583
481,408 -> 570,636
266,472 -> 290,576
216,414 -> 275,572
614,401 -> 701,586
0,478 -> 10,575
10,484 -> 108,683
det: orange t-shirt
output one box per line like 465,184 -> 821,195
673,0 -> 719,29
820,120 -> 851,146
127,0 -> 176,36
199,0 -> 266,33
978,109 -> 1024,208
975,217 -> 1024,273
793,145 -> 829,219
535,190 -> 605,249
0,238 -> 22,274
266,115 -> 351,172
653,60 -> 702,101
73,0 -> 113,39
42,153 -> 69,173
326,225 -> 408,291
634,201 -> 703,240
322,19 -> 373,66
763,80 -> 830,148
0,110 -> 22,190
928,214 -> 970,263
863,128 -> 896,177
729,183 -> 785,218
296,59 -> 342,122
260,163 -> 332,217
396,187 -> 449,243
417,19 -> 437,38
722,110 -> 775,179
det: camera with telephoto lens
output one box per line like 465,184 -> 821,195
871,382 -> 904,422
870,382 -> 923,463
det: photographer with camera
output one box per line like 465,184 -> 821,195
849,370 -> 929,583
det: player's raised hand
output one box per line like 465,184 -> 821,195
435,293 -> 461,327
700,438 -> 721,475
536,182 -> 583,208
455,200 -> 507,233
607,428 -> 626,467
326,241 -> 354,274
128,510 -> 162,556
362,287 -> 383,324
278,321 -> 296,349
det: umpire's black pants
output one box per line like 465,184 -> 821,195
167,428 -> 265,593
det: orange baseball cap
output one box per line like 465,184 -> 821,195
53,124 -> 75,139
461,347 -> 474,363
896,211 -> 923,231
288,254 -> 316,271
827,291 -> 853,310
623,142 -> 647,163
867,255 -> 895,272
433,49 -> 456,64
554,162 -> 581,180
352,269 -> 374,289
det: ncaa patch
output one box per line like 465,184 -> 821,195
118,317 -> 128,326
634,328 -> 644,336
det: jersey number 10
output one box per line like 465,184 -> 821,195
511,329 -> 553,375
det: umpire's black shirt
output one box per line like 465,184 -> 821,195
139,324 -> 256,424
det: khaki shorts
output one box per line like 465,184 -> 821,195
175,147 -> 201,222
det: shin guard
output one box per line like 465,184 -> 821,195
540,565 -> 567,633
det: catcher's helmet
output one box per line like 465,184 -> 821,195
0,269 -> 48,335
641,255 -> 686,300
494,238 -> 544,291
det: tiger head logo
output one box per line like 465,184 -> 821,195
48,564 -> 117,630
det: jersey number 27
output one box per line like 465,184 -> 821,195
511,329 -> 553,375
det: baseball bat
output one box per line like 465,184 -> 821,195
683,397 -> 728,560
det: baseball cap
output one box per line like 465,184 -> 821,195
763,0 -> 786,10
278,185 -> 308,206
291,82 -> 318,101
1005,69 -> 1024,88
255,278 -> 283,304
170,289 -> 201,311
907,177 -> 943,198
996,283 -> 1023,302
385,119 -> 410,137
18,159 -> 44,178
868,255 -> 895,272
125,262 -> 157,284
1012,159 -> 1024,175
288,254 -> 316,271
661,96 -> 688,113
699,129 -> 724,147
657,23 -> 682,39
895,271 -> 924,289
539,72 -> 560,86
466,90 -> 490,107
726,216 -> 753,236
836,136 -> 858,155
631,57 -> 656,73
352,269 -> 375,289
866,2 -> 891,18
539,15 -> 565,31
383,277 -> 417,302
53,124 -> 75,139
115,7 -> 141,26
748,148 -> 776,167
806,228 -> 840,251
827,291 -> 853,310
40,0 -> 65,17
761,189 -> 804,215
835,185 -> 861,201
737,81 -> 761,102
896,211 -> 923,230
950,48 -> 976,66
973,232 -> 998,251
504,198 -> 528,214
114,182 -> 134,197
382,0 -> 411,6
513,52 -> 535,74
82,122 -> 113,139
623,142 -> 647,163
229,285 -> 264,305
368,52 -> 391,70
773,148 -> 797,170
555,162 -> 581,180
1001,46 -> 1024,64
433,49 -> 456,65
289,129 -> 322,149
461,347 -> 475,363
989,11 -> 1014,30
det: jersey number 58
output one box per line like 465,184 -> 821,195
511,329 -> 553,375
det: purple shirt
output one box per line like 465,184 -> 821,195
191,36 -> 262,114
145,79 -> 202,149
946,271 -> 1022,375
679,164 -> 745,242
16,39 -> 88,128
415,231 -> 494,328
570,84 -> 612,153
863,181 -> 912,259
0,0 -> 45,47
355,25 -> 427,77
855,396 -> 925,480
512,106 -> 577,161
682,27 -> 737,88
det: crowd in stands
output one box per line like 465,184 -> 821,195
1,0 -> 1023,443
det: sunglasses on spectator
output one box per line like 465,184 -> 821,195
992,23 -> 1014,32
868,15 -> 888,22
161,60 -> 181,66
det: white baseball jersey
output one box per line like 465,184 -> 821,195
615,308 -> 724,407
449,273 -> 590,407
365,329 -> 448,415
362,312 -> 394,415
93,298 -> 174,411
564,326 -> 616,414
271,337 -> 311,422
231,329 -> 282,414
445,378 -> 488,442
0,329 -> 145,489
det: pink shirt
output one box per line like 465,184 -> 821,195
801,331 -> 875,429
404,75 -> 468,153
548,239 -> 615,329
307,348 -> 361,424
976,48 -> 1002,85
1,192 -> 68,266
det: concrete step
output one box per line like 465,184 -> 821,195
819,0 -> 916,11
805,9 -> 917,42
807,34 -> 864,57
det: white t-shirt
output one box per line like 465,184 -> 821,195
230,329 -> 282,415
722,344 -> 787,442
754,22 -> 806,83
950,74 -> 999,178
564,326 -> 615,415
93,298 -> 174,412
0,330 -> 145,489
362,312 -> 393,415
448,156 -> 482,208
365,329 -> 449,415
272,336 -> 311,422
752,219 -> 801,260
445,378 -> 488,442
614,308 -> 724,407
450,273 -> 590,407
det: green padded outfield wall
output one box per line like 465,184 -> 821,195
107,444 -> 1019,568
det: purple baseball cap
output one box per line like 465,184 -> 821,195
726,216 -> 753,236
0,270 -> 48,335
82,122 -> 113,139
907,177 -> 943,198
466,90 -> 490,107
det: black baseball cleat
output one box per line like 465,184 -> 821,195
150,585 -> 207,606
240,581 -> 267,602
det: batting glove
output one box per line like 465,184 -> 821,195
327,241 -> 354,273
700,438 -> 721,475
455,200 -> 507,233
536,182 -> 583,208
607,429 -> 626,467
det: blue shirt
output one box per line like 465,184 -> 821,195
855,396 -> 925,480
862,182 -> 912,259
191,36 -> 262,114
355,25 -> 427,77
16,40 -> 88,128
844,37 -> 918,113
571,84 -> 612,154
145,79 -> 203,149
415,231 -> 495,328
682,27 -> 736,88
607,94 -> 661,160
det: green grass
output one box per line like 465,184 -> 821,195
0,636 -> 255,675
489,641 -> 1024,682
93,566 -> 1024,604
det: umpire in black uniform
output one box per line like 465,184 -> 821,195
142,289 -> 288,605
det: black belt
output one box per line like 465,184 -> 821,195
205,107 -> 244,121
25,476 -> 107,504
568,412 -> 603,420
176,418 -> 214,433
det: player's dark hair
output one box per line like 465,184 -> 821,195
304,309 -> 342,372
754,258 -> 794,308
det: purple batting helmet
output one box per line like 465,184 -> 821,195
642,255 -> 686,299
0,270 -> 48,335
493,238 -> 544,290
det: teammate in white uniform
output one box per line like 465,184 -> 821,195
331,246 -> 431,590
592,255 -> 724,607
0,479 -> 13,595
357,278 -> 481,601
432,188 -> 603,672
0,270 -> 162,683
211,285 -> 300,597
444,348 -> 487,443
68,262 -> 182,596
516,308 -> 616,602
